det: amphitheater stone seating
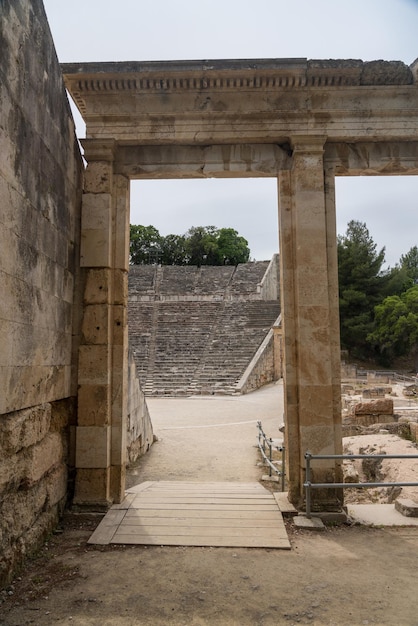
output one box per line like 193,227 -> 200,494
195,266 -> 235,295
228,260 -> 270,297
128,259 -> 280,396
159,265 -> 199,296
129,265 -> 157,298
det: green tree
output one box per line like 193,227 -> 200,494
184,226 -> 220,266
130,225 -> 162,264
400,245 -> 418,284
338,220 -> 387,358
216,228 -> 250,265
130,223 -> 251,266
368,286 -> 418,369
160,234 -> 187,265
379,245 -> 418,298
382,264 -> 413,298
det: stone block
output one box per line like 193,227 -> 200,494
395,498 -> 418,517
0,271 -> 23,325
110,463 -> 126,504
81,304 -> 110,345
0,455 -> 22,492
111,424 -> 127,465
78,384 -> 110,426
409,422 -> 418,443
1,481 -> 48,544
112,305 -> 127,345
354,399 -> 393,415
45,465 -> 68,507
78,344 -> 110,385
354,413 -> 394,427
73,468 -> 110,506
75,426 -> 111,468
293,514 -> 325,530
81,193 -> 112,230
84,161 -> 113,194
0,404 -> 51,454
112,269 -> 128,305
50,397 -> 76,431
81,228 -> 111,268
26,432 -> 63,484
84,268 -> 111,304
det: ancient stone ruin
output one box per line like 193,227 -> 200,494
2,0 -> 418,588
341,369 -> 418,509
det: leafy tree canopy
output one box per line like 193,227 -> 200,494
368,286 -> 418,369
379,246 -> 418,298
130,224 -> 250,266
130,225 -> 162,265
400,245 -> 418,285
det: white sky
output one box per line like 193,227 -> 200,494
43,0 -> 418,266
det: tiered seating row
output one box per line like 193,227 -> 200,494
128,261 -> 270,298
129,300 -> 280,396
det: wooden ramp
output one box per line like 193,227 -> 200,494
88,481 -> 290,549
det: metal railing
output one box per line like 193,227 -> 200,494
257,421 -> 285,491
304,451 -> 418,518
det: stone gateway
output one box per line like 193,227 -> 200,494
62,57 -> 418,509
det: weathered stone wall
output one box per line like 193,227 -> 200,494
0,0 -> 83,585
236,331 -> 276,394
127,349 -> 154,463
258,254 -> 280,300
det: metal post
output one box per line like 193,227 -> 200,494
269,438 -> 273,477
305,451 -> 312,518
281,445 -> 285,492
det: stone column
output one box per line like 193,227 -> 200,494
74,139 -> 130,507
278,136 -> 342,511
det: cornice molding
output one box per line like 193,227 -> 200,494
62,58 -> 415,116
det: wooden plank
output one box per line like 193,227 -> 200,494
125,481 -> 155,494
129,483 -> 266,492
129,497 -> 275,505
125,509 -> 281,520
122,515 -> 283,528
133,490 -> 271,496
273,492 -> 298,516
115,525 -> 289,538
111,493 -> 136,510
88,481 -> 290,549
128,503 -> 278,511
87,509 -> 127,545
112,534 -> 291,549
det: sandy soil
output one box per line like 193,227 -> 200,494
2,382 -> 418,626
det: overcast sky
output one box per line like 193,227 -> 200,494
43,0 -> 418,266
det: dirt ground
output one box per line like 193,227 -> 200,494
2,383 -> 418,626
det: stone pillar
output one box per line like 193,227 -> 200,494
273,322 -> 283,380
278,136 -> 342,511
74,140 -> 130,507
